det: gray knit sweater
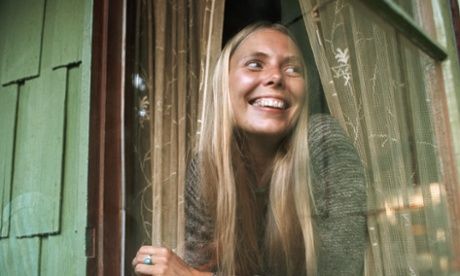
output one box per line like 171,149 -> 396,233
183,114 -> 367,275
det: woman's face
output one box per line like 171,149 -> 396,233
229,28 -> 306,144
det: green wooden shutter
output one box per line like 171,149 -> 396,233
0,236 -> 40,276
0,85 -> 18,238
49,0 -> 86,68
10,68 -> 67,237
0,0 -> 45,84
40,66 -> 87,275
0,0 -> 91,274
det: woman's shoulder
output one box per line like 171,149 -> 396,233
307,113 -> 366,216
308,114 -> 367,275
308,113 -> 355,153
308,113 -> 362,172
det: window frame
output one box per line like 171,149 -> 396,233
87,0 -> 126,274
358,0 -> 448,61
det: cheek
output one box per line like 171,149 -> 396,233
229,71 -> 257,94
237,73 -> 256,86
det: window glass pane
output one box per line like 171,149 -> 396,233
127,0 -> 154,251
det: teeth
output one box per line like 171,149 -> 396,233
252,98 -> 287,109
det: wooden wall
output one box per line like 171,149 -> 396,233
0,0 -> 92,274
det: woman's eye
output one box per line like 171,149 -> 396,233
246,61 -> 263,70
285,65 -> 303,76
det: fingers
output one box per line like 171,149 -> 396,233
132,246 -> 155,265
133,263 -> 151,275
132,246 -> 178,275
136,245 -> 173,258
134,263 -> 169,275
133,246 -> 173,264
132,246 -> 154,275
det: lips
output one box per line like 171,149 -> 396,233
250,97 -> 289,110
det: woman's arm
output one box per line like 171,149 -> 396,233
309,113 -> 367,276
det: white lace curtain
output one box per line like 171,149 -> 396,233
298,0 -> 460,274
129,0 -> 225,254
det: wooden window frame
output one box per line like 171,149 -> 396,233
451,0 -> 460,62
87,0 -> 126,275
358,0 -> 448,61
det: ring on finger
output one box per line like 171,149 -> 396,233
143,255 -> 153,265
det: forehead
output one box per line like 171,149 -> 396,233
232,28 -> 301,58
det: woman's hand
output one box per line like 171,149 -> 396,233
132,245 -> 205,276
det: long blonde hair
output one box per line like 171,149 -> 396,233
198,22 -> 316,275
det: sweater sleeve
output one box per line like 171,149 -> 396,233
183,157 -> 216,271
308,114 -> 367,276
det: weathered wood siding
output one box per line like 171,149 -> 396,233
0,0 -> 92,274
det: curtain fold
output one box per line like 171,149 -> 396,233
130,0 -> 225,254
298,0 -> 459,274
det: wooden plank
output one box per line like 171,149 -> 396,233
83,0 -> 125,274
40,67 -> 86,275
0,84 -> 19,238
433,0 -> 460,267
0,0 -> 46,84
10,68 -> 67,237
45,0 -> 85,68
0,236 -> 40,276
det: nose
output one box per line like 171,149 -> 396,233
263,67 -> 284,88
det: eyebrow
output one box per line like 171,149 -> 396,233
240,52 -> 269,60
240,51 -> 303,64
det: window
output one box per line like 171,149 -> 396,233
124,0 -> 460,274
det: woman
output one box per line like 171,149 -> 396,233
132,22 -> 367,276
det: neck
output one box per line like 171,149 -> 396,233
242,134 -> 281,188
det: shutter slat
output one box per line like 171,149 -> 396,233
0,0 -> 45,84
11,68 -> 67,237
0,84 -> 19,238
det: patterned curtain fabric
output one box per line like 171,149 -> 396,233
129,0 -> 225,254
297,0 -> 459,275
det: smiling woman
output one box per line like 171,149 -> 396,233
229,28 -> 306,146
132,22 -> 367,276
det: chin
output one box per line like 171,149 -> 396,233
247,127 -> 291,139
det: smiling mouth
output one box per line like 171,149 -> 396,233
251,98 -> 288,110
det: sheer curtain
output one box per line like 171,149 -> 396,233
129,0 -> 224,255
298,0 -> 459,274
